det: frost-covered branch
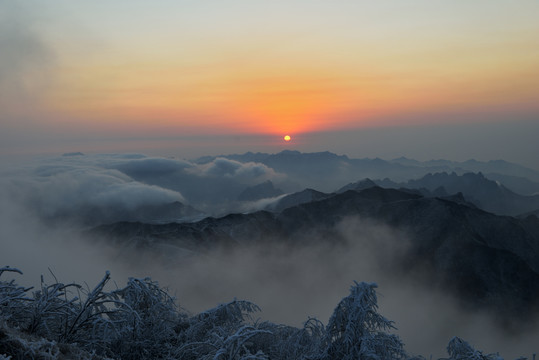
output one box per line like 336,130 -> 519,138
1,267 -> 532,360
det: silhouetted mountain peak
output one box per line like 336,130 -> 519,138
269,188 -> 331,213
337,178 -> 377,193
437,192 -> 477,208
237,181 -> 284,201
277,149 -> 301,156
429,185 -> 446,196
354,186 -> 423,202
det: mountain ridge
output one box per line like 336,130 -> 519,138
338,172 -> 539,216
90,186 -> 539,321
193,150 -> 539,193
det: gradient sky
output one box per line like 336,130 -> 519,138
1,1 -> 538,167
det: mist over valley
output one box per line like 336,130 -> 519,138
2,150 -> 539,358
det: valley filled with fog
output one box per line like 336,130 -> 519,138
2,150 -> 539,359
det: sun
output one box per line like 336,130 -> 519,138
284,135 -> 291,142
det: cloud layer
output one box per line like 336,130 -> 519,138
0,153 -> 290,225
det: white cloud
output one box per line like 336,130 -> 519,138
1,155 -> 187,220
93,182 -> 185,210
0,152 -> 290,221
196,157 -> 282,183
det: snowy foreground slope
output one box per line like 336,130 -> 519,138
0,267 -> 519,360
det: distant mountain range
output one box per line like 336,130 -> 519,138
338,172 -> 539,216
389,157 -> 539,182
90,150 -> 539,219
195,150 -> 539,194
266,171 -> 539,217
90,186 -> 539,322
49,150 -> 538,230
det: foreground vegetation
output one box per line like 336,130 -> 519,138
0,266 -> 522,360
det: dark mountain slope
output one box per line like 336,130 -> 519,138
90,187 -> 539,319
276,188 -> 539,316
94,210 -> 282,252
268,188 -> 332,213
336,178 -> 377,193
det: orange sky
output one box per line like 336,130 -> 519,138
46,52 -> 539,136
1,1 -> 538,164
18,1 -> 533,136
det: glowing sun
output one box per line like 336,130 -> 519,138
284,135 -> 291,142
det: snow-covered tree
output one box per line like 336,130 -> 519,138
176,299 -> 266,360
445,337 -> 502,360
320,281 -> 406,360
256,317 -> 325,360
109,277 -> 181,359
3,266 -> 531,360
0,267 -> 32,326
